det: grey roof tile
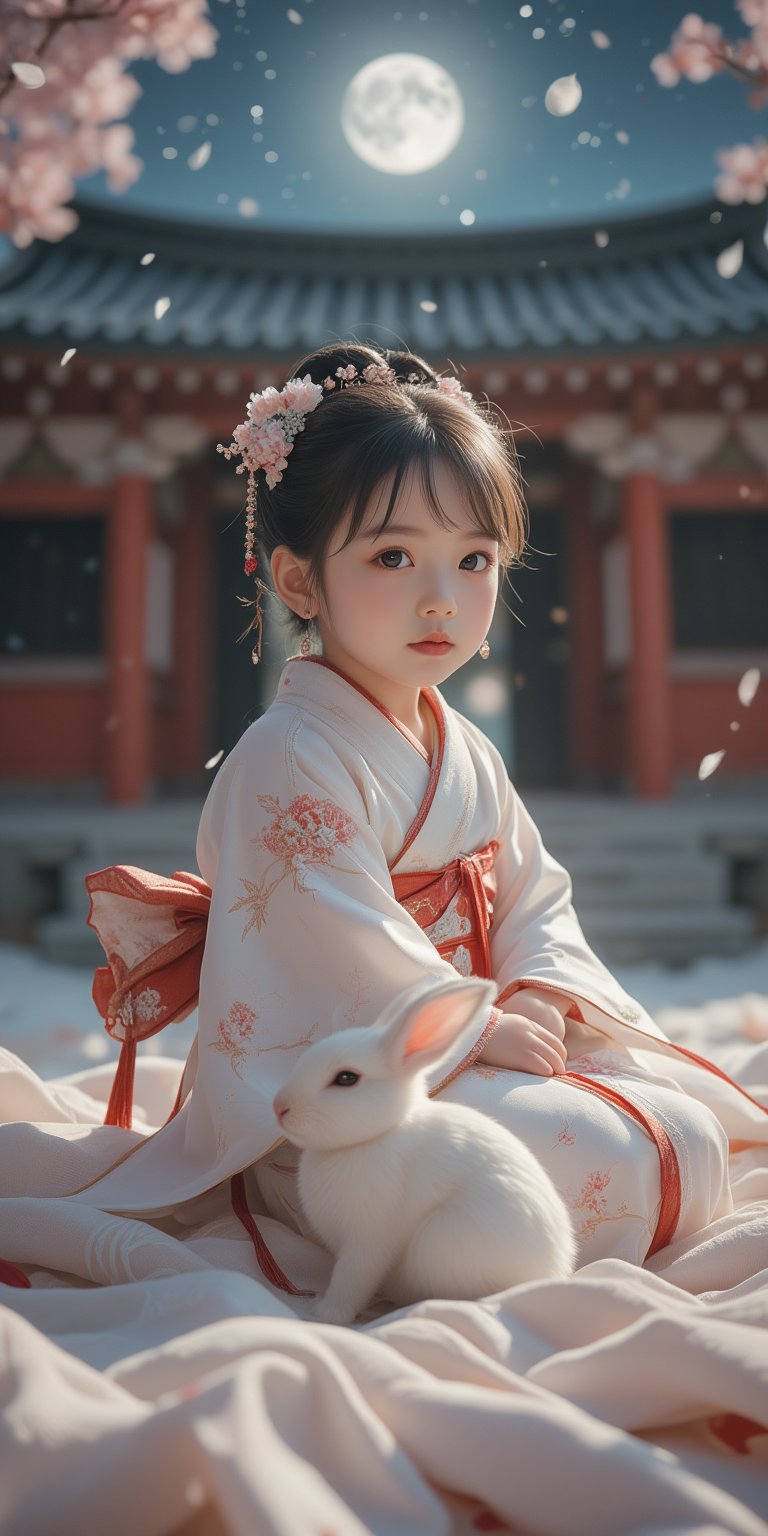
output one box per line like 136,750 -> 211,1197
1,198 -> 766,359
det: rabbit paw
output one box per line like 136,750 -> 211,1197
312,1295 -> 357,1326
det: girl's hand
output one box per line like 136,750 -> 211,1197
478,988 -> 569,1076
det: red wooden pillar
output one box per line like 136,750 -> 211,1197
175,457 -> 212,777
105,388 -> 152,805
623,383 -> 672,798
564,460 -> 604,781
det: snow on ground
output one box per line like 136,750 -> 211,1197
0,942 -> 198,1079
1,938 -> 768,1080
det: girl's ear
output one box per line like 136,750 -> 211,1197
271,545 -> 314,619
382,979 -> 494,1075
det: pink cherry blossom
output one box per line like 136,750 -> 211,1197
716,137 -> 768,201
653,6 -> 768,203
1,1 -> 218,247
651,14 -> 726,88
737,0 -> 768,28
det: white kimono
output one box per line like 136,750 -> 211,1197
1,653 -> 765,1299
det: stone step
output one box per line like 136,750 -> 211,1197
37,912 -> 109,969
540,827 -> 701,858
576,902 -> 755,967
566,852 -> 727,908
40,893 -> 756,974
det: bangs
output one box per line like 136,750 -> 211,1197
338,440 -> 523,564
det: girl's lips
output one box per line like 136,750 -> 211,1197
409,641 -> 454,654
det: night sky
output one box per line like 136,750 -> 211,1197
73,0 -> 768,233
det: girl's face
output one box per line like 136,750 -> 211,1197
313,460 -> 500,725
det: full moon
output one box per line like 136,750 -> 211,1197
341,54 -> 465,175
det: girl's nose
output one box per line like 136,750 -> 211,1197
273,1095 -> 288,1122
421,582 -> 457,615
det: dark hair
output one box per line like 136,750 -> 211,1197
239,340 -> 527,650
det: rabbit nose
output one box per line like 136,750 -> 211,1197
273,1095 -> 288,1122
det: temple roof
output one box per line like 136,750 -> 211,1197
1,198 -> 766,361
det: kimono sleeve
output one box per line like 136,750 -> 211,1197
487,761 -> 658,1040
195,722 -> 500,1117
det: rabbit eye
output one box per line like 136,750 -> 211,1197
331,1070 -> 360,1087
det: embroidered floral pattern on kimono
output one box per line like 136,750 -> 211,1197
568,1051 -> 631,1078
211,1001 -> 259,1079
339,966 -> 373,1026
211,994 -> 317,1079
571,1166 -> 641,1242
554,1119 -> 576,1147
229,793 -> 358,936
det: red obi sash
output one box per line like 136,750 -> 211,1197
391,841 -> 499,980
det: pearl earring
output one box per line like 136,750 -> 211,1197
479,639 -> 490,660
300,608 -> 312,657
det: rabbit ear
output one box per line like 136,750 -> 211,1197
381,977 -> 495,1076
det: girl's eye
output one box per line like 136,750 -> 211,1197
331,1070 -> 360,1087
460,552 -> 493,572
376,549 -> 411,569
375,549 -> 495,571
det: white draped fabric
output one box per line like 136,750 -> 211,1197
1,656 -> 766,1532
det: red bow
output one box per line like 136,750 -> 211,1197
86,865 -> 211,1128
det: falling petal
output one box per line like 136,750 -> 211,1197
698,750 -> 725,781
741,1001 -> 768,1041
419,299 -> 438,312
11,62 -> 46,88
188,141 -> 212,170
737,667 -> 760,707
60,348 -> 76,366
594,229 -> 609,247
287,8 -> 303,21
205,749 -> 225,769
716,240 -> 743,279
81,1033 -> 111,1061
591,30 -> 611,49
544,74 -> 582,118
154,296 -> 171,320
465,674 -> 507,716
616,129 -> 630,144
140,252 -> 156,266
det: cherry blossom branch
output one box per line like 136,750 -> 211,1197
0,3 -> 133,106
0,0 -> 218,246
651,4 -> 768,203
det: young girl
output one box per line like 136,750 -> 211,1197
4,342 -> 766,1307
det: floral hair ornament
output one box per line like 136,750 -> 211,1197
216,362 -> 474,662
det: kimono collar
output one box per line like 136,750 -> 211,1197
275,654 -> 444,768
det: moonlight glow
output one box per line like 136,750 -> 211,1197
341,54 -> 465,175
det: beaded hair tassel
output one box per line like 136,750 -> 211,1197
217,363 -> 473,663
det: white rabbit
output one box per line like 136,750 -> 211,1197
272,975 -> 577,1325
